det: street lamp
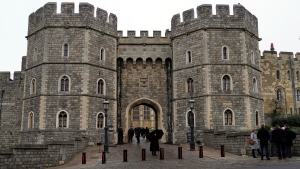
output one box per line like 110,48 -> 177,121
103,99 -> 109,153
0,90 -> 5,125
188,99 -> 195,151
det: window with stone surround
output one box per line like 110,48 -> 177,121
222,75 -> 231,90
62,43 -> 69,57
296,71 -> 299,80
133,106 -> 139,121
28,112 -> 34,129
59,75 -> 70,92
56,111 -> 69,128
30,78 -> 36,95
186,50 -> 192,64
276,89 -> 282,101
187,78 -> 194,93
97,79 -> 106,95
224,109 -> 232,125
276,70 -> 280,80
144,106 -> 150,120
297,90 -> 300,101
287,70 -> 290,80
96,112 -> 104,129
100,48 -> 105,61
222,46 -> 229,60
251,51 -> 255,64
253,78 -> 258,93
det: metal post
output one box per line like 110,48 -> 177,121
221,145 -> 225,157
142,149 -> 146,161
199,146 -> 203,158
160,148 -> 164,160
178,147 -> 182,159
123,150 -> 127,162
102,151 -> 106,164
82,152 -> 86,164
104,109 -> 108,152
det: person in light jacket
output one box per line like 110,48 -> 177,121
250,129 -> 261,158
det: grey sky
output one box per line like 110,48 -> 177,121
0,0 -> 299,74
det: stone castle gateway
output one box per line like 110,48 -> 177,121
0,2 -> 264,148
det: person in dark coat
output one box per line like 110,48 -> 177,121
149,132 -> 159,156
284,124 -> 297,158
269,127 -> 276,157
128,126 -> 134,143
145,127 -> 150,142
118,127 -> 124,144
135,127 -> 141,143
272,124 -> 286,159
257,124 -> 270,160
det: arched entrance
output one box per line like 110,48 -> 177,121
125,98 -> 166,143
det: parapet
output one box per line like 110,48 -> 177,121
261,50 -> 300,62
117,30 -> 171,45
117,30 -> 171,38
171,4 -> 258,38
0,71 -> 23,84
28,2 -> 118,37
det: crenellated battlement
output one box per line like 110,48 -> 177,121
28,2 -> 118,37
0,71 -> 23,84
117,30 -> 171,38
261,50 -> 300,62
171,4 -> 258,37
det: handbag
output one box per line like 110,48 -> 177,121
249,138 -> 254,145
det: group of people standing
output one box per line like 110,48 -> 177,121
250,124 -> 296,160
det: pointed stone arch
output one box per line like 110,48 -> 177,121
125,97 -> 166,143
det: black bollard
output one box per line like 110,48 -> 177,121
82,152 -> 86,164
221,145 -> 225,157
178,147 -> 182,159
199,146 -> 203,158
123,150 -> 128,162
142,149 -> 146,161
160,148 -> 164,160
102,151 -> 106,164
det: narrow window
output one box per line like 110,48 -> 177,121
31,79 -> 36,94
296,71 -> 299,80
187,78 -> 194,93
187,50 -> 192,63
33,48 -> 37,61
100,48 -> 105,61
97,79 -> 104,94
255,111 -> 259,126
60,76 -> 69,91
63,43 -> 69,57
251,51 -> 255,64
276,70 -> 280,80
59,111 -> 67,128
223,47 -> 227,60
28,112 -> 34,128
97,113 -> 104,128
290,108 -> 293,114
287,70 -> 290,80
144,106 -> 150,120
253,78 -> 257,93
224,110 -> 232,125
297,90 -> 300,101
222,75 -> 230,90
133,106 -> 139,120
276,89 -> 281,101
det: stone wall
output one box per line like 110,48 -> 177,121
0,139 -> 88,169
203,130 -> 300,156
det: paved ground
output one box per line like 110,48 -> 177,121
49,137 -> 300,169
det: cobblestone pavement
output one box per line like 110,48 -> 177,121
49,137 -> 300,169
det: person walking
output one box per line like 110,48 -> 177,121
269,127 -> 276,157
284,124 -> 296,158
145,127 -> 150,142
250,129 -> 261,158
118,127 -> 124,144
149,132 -> 159,156
135,127 -> 141,143
257,124 -> 270,160
128,126 -> 134,143
272,124 -> 286,159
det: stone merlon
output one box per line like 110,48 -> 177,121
171,4 -> 258,38
28,2 -> 118,37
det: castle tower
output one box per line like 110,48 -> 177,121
171,4 -> 264,143
22,2 -> 118,143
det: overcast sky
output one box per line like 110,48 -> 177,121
0,0 -> 299,74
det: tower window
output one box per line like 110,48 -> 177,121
222,75 -> 230,90
224,110 -> 232,125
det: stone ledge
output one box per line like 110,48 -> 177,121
0,150 -> 13,155
13,144 -> 48,149
48,141 -> 74,145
